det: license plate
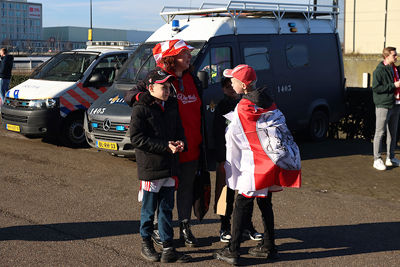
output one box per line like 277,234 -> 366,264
6,124 -> 20,132
96,140 -> 118,150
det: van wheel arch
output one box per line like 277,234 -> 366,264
61,111 -> 87,147
309,108 -> 329,141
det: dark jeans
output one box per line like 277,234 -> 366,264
230,193 -> 275,252
140,186 -> 175,244
0,78 -> 10,100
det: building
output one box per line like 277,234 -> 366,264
344,0 -> 400,54
0,0 -> 42,44
43,26 -> 152,45
0,1 -> 151,54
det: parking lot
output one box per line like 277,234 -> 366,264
0,126 -> 399,266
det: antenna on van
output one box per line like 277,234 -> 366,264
188,0 -> 192,21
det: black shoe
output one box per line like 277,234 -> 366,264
213,246 -> 239,265
180,220 -> 198,247
141,240 -> 160,262
161,247 -> 192,263
151,229 -> 163,248
249,244 -> 279,260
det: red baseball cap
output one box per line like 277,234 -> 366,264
153,39 -> 194,64
223,64 -> 257,86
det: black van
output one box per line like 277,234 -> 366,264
84,1 -> 345,158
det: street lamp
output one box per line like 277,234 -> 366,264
88,0 -> 93,41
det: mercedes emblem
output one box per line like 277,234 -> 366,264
103,118 -> 111,131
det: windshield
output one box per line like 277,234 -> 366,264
116,41 -> 205,84
30,52 -> 99,82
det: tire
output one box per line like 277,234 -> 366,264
309,110 -> 329,141
62,115 -> 87,147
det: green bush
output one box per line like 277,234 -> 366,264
10,74 -> 30,88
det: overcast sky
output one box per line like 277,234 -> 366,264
33,0 -> 343,32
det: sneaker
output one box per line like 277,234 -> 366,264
151,229 -> 163,248
213,246 -> 239,265
179,220 -> 198,247
373,158 -> 386,170
386,157 -> 400,167
242,228 -> 263,241
141,240 -> 160,262
249,244 -> 279,260
161,247 -> 191,263
220,230 -> 232,243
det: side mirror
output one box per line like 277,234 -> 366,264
197,71 -> 209,89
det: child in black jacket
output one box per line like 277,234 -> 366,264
130,69 -> 190,263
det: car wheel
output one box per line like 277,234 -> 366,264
309,110 -> 329,141
62,115 -> 86,147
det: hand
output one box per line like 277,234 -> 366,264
168,141 -> 179,154
175,140 -> 184,152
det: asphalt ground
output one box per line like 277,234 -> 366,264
0,126 -> 399,266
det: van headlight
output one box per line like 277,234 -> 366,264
28,98 -> 58,109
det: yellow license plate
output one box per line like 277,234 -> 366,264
96,140 -> 118,151
6,124 -> 20,132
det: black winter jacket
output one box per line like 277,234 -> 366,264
0,55 -> 14,79
130,96 -> 186,181
242,87 -> 274,109
213,95 -> 239,163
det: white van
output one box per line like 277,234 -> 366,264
1,41 -> 136,146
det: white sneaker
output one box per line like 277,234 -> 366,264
386,157 -> 400,167
373,159 -> 386,170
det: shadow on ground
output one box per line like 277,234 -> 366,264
298,138 -> 374,160
0,220 -> 399,265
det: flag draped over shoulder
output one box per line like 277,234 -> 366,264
224,98 -> 301,193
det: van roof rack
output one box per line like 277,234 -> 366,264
86,41 -> 138,50
160,1 -> 339,33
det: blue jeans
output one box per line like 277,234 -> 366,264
0,78 -> 10,100
140,186 -> 175,243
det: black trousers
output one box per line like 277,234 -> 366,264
230,193 -> 275,252
220,187 -> 236,231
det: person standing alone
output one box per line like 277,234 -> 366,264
372,46 -> 400,170
0,48 -> 14,103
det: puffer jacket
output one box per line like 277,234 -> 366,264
130,95 -> 186,181
372,62 -> 397,108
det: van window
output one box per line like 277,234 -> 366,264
92,54 -> 129,83
199,47 -> 232,85
286,44 -> 309,68
31,52 -> 98,82
117,42 -> 204,84
244,47 -> 270,71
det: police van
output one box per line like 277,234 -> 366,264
1,41 -> 136,146
85,1 -> 345,158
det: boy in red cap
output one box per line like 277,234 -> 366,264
130,69 -> 191,263
214,65 -> 301,265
